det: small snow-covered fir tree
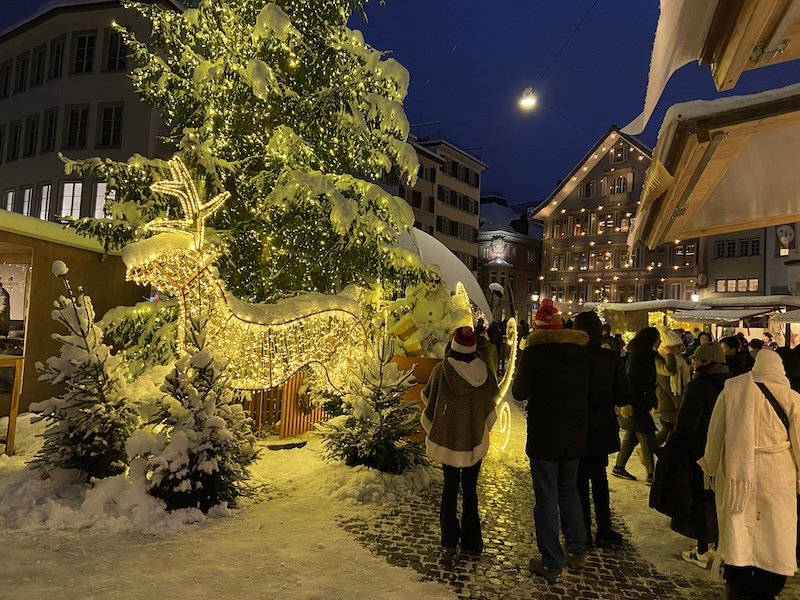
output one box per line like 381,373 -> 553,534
31,261 -> 138,479
129,313 -> 256,513
315,338 -> 425,474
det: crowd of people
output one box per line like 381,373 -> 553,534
420,301 -> 800,598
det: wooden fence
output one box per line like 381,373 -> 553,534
242,371 -> 329,439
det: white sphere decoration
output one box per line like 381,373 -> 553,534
52,260 -> 69,277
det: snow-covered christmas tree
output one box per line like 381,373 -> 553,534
127,313 -> 256,513
30,261 -> 139,480
314,338 -> 426,474
64,0 -> 432,305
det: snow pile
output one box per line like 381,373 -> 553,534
0,415 -> 441,533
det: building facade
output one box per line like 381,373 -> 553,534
0,0 -> 177,222
477,194 -> 542,324
533,127 -> 699,317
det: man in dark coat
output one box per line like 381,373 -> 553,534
573,311 -> 633,548
513,298 -> 590,583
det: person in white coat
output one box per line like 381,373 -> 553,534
700,348 -> 800,599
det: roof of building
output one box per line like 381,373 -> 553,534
0,0 -> 183,43
534,125 -> 651,220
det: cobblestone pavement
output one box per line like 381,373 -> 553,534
339,398 -> 800,599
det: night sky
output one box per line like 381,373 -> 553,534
3,1 -> 799,205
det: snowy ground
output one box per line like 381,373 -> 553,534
1,397 -> 799,599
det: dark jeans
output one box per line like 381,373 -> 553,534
615,428 -> 657,477
530,457 -> 586,570
578,454 -> 612,538
724,565 -> 787,599
440,461 -> 482,551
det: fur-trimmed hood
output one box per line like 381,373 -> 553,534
526,328 -> 589,347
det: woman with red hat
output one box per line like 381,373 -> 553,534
421,326 -> 499,557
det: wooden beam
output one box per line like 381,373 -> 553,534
712,0 -> 784,91
663,131 -> 752,241
645,135 -> 710,248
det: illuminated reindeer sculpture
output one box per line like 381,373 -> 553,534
122,157 -> 367,390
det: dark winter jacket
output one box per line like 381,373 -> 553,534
421,358 -> 498,468
475,336 -> 499,377
776,347 -> 800,393
726,350 -> 751,377
625,349 -> 658,433
582,344 -> 634,455
670,363 -> 731,461
512,328 -> 590,460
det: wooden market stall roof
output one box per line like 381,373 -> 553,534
623,0 -> 800,135
627,83 -> 800,250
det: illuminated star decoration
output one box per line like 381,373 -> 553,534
146,156 -> 230,249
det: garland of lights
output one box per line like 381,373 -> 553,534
491,317 -> 516,452
122,157 -> 367,390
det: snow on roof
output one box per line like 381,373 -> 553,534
622,0 -> 717,135
584,299 -> 701,312
700,295 -> 800,309
479,202 -> 523,234
654,82 -> 800,161
671,308 -> 772,323
0,210 -> 111,254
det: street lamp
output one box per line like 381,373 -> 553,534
519,87 -> 537,109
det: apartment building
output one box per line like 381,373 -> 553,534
0,0 -> 177,222
394,135 -> 486,273
533,126 -> 699,316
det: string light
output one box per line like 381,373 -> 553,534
124,157 -> 367,390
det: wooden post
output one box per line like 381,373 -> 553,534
1,356 -> 24,456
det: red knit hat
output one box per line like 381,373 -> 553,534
534,298 -> 563,330
451,326 -> 478,353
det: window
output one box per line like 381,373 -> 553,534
72,33 -> 96,74
14,53 -> 29,93
739,239 -> 750,257
66,107 -> 89,148
0,61 -> 11,98
3,189 -> 13,211
24,116 -> 39,157
737,279 -> 748,293
578,180 -> 594,199
7,123 -> 21,161
426,196 -> 434,212
49,37 -> 65,79
0,128 -> 4,164
410,189 -> 422,208
749,278 -> 759,292
105,31 -> 126,71
93,182 -> 113,218
527,250 -> 537,263
32,46 -> 46,86
21,187 -> 33,216
597,213 -> 614,235
714,241 -> 725,259
608,175 -> 627,195
39,183 -> 52,220
100,106 -> 122,146
60,182 -> 83,217
42,109 -> 58,152
726,240 -> 736,257
609,144 -> 629,164
480,245 -> 490,259
750,238 -> 760,256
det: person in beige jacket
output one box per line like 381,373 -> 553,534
700,349 -> 800,599
655,330 -> 691,447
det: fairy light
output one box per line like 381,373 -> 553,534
124,157 -> 367,390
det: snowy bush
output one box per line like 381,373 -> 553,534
315,338 -> 426,474
100,298 -> 179,378
30,270 -> 138,480
128,314 -> 256,513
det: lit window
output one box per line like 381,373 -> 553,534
60,181 -> 83,217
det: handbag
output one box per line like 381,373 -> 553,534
755,382 -> 790,437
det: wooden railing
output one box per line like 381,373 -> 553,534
242,371 -> 329,439
0,356 -> 24,456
